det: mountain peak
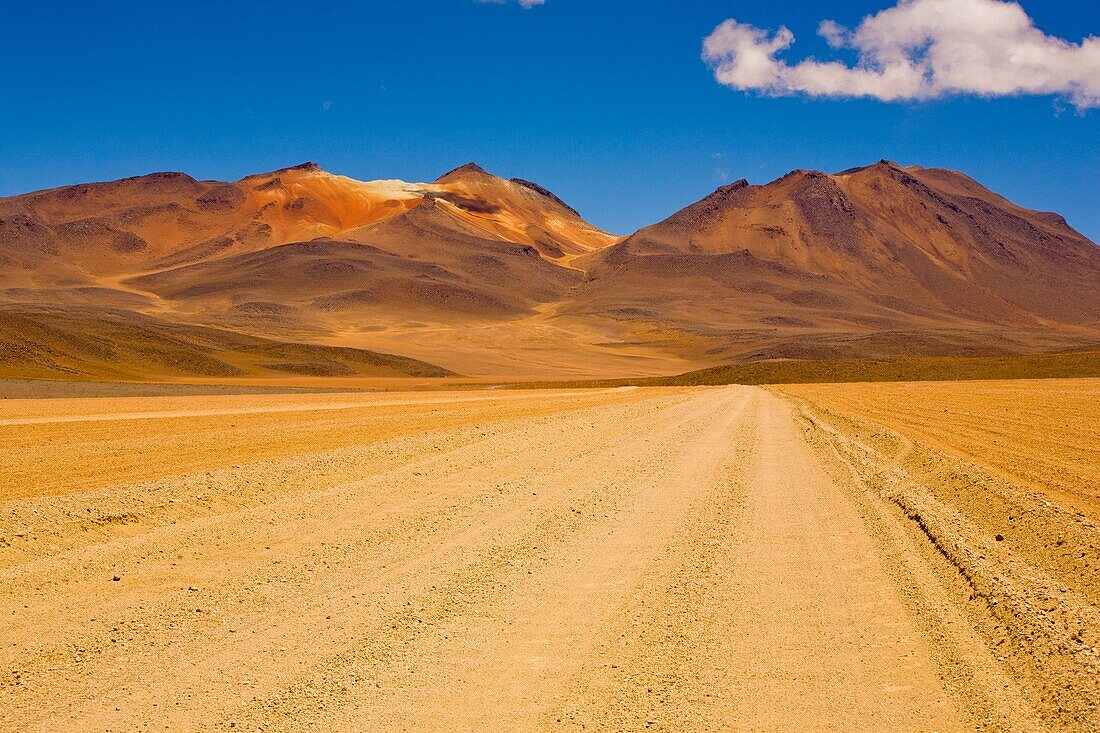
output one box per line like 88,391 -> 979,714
836,159 -> 903,176
782,169 -> 829,182
697,178 -> 751,206
244,162 -> 326,182
716,178 -> 750,195
272,162 -> 323,174
435,162 -> 492,183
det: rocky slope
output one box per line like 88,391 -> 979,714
567,161 -> 1100,362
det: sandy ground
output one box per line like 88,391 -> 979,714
1,383 -> 1097,731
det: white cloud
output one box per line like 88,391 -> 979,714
702,0 -> 1100,110
478,0 -> 546,8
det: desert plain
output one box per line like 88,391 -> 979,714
1,377 -> 1097,732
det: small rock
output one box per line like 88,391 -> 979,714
112,576 -> 121,582
995,534 -> 1004,542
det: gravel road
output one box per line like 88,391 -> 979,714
2,384 -> 1095,731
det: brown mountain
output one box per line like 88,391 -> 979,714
0,162 -> 616,380
566,161 -> 1100,363
0,161 -> 611,291
0,160 -> 1096,381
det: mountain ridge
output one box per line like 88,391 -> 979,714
1,160 -> 1097,380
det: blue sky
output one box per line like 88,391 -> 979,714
1,0 -> 1097,240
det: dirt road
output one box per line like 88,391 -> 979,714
1,385 -> 1095,731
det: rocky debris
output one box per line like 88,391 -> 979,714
196,184 -> 246,212
110,231 -> 148,254
54,217 -> 113,239
835,160 -> 901,176
254,177 -> 284,192
0,214 -> 58,255
116,202 -> 183,225
124,171 -> 198,185
42,173 -> 202,206
233,222 -> 274,244
789,173 -> 864,247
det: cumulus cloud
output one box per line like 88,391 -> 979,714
702,0 -> 1100,109
478,0 -> 546,8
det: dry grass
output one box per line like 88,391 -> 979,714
779,377 -> 1100,512
0,306 -> 453,381
518,350 -> 1100,389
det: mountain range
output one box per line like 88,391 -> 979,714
1,160 -> 1097,381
